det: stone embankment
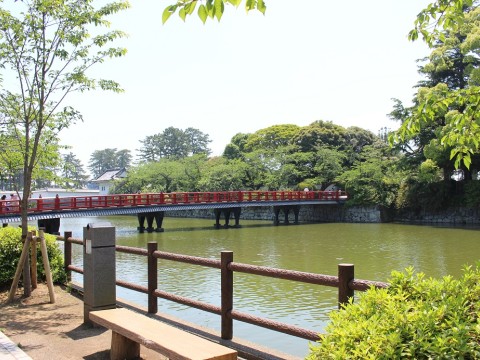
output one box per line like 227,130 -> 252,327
166,205 -> 480,225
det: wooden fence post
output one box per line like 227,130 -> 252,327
338,263 -> 354,308
147,241 -> 158,314
221,251 -> 233,340
22,232 -> 32,297
64,231 -> 72,282
31,230 -> 37,289
39,229 -> 56,304
7,234 -> 31,303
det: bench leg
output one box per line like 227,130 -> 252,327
111,331 -> 140,360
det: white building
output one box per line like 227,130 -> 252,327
92,168 -> 127,195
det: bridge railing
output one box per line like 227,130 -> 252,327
0,190 -> 347,216
58,231 -> 387,343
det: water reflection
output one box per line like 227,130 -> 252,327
61,216 -> 480,358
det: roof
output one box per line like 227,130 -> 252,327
93,168 -> 127,182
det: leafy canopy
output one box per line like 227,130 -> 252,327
0,0 -> 129,231
391,0 -> 480,169
162,0 -> 266,24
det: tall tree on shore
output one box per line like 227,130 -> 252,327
391,0 -> 480,169
61,152 -> 89,189
137,127 -> 211,162
0,0 -> 129,296
391,0 -> 480,178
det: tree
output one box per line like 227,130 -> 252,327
0,0 -> 128,215
391,2 -> 480,179
312,147 -> 346,189
335,140 -> 403,207
184,127 -> 212,156
116,149 -> 133,169
344,127 -> 377,161
117,159 -> 185,193
291,120 -> 349,153
162,0 -> 266,24
243,124 -> 301,154
60,152 -> 89,189
0,0 -> 128,297
223,132 -> 250,160
198,157 -> 247,191
138,127 -> 211,162
180,153 -> 209,191
88,148 -> 131,179
391,0 -> 480,169
137,133 -> 163,163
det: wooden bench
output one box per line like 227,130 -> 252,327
89,308 -> 237,360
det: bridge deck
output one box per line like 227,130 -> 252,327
0,191 -> 346,223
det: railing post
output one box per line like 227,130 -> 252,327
221,251 -> 233,340
64,231 -> 72,282
147,241 -> 158,314
338,263 -> 354,308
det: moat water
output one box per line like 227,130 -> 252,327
58,215 -> 480,358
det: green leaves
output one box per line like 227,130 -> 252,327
308,264 -> 480,359
0,227 -> 66,285
162,5 -> 176,24
391,82 -> 480,170
410,0 -> 470,47
0,0 -> 130,229
197,4 -> 207,23
245,0 -> 265,14
162,0 -> 266,24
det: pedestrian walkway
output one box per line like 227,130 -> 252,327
0,332 -> 32,360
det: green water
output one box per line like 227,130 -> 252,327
60,216 -> 480,358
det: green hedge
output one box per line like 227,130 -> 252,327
0,227 -> 66,286
307,265 -> 480,359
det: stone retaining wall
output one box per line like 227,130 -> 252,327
166,205 -> 480,225
394,207 -> 480,225
166,205 -> 382,224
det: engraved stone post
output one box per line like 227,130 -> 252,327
83,223 -> 116,324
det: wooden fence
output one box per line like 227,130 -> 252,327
58,231 -> 389,342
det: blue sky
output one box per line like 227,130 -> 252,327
59,0 -> 433,170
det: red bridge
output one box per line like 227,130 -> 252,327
0,190 -> 347,233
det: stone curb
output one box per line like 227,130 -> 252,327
0,331 -> 32,360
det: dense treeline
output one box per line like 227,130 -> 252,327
108,116 -> 479,212
113,121 -> 382,194
7,118 -> 479,212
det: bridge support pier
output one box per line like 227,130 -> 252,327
273,205 -> 300,225
37,218 -> 61,235
214,207 -> 241,229
137,212 -> 164,233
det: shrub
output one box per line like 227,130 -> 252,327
395,177 -> 454,211
307,265 -> 480,359
0,227 -> 66,286
464,180 -> 480,207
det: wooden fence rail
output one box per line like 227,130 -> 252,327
58,231 -> 389,343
